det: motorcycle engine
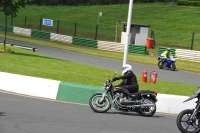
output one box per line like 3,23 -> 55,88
120,97 -> 127,103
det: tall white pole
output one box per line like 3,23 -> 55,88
123,0 -> 134,66
115,21 -> 118,42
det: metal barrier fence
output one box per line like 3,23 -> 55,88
8,24 -> 147,55
0,15 -> 119,43
0,15 -> 200,51
3,23 -> 200,61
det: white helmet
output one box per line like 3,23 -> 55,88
167,48 -> 171,52
122,64 -> 132,75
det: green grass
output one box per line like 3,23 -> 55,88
0,3 -> 199,96
2,32 -> 200,74
0,44 -> 197,96
1,4 -> 200,50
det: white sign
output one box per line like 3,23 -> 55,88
43,18 -> 53,26
99,12 -> 102,17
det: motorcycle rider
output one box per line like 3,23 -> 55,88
161,47 -> 172,65
112,64 -> 139,102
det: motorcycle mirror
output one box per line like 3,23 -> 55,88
114,72 -> 116,77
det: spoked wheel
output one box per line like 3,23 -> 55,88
158,61 -> 163,69
89,93 -> 111,113
170,64 -> 176,71
176,109 -> 200,133
137,98 -> 156,117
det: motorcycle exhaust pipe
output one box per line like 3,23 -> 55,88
134,104 -> 155,108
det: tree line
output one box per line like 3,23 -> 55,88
27,0 -> 131,6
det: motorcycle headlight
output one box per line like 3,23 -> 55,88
103,80 -> 111,90
103,83 -> 108,90
103,83 -> 109,91
105,86 -> 109,90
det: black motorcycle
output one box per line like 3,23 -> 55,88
89,78 -> 158,117
176,87 -> 200,133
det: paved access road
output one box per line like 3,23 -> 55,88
3,39 -> 200,86
0,91 -> 180,133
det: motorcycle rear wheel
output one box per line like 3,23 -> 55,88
137,98 -> 156,117
89,93 -> 111,113
158,61 -> 163,69
176,109 -> 200,133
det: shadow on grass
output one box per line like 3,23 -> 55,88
14,52 -> 71,62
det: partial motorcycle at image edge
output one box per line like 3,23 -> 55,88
89,75 -> 158,117
158,55 -> 176,71
176,87 -> 200,133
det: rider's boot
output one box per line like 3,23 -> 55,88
162,59 -> 166,67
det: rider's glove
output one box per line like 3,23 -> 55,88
112,77 -> 120,81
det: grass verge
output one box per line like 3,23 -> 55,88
1,32 -> 200,74
0,44 -> 197,96
1,4 -> 200,50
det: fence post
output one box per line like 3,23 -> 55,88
57,20 -> 59,34
95,24 -> 98,40
10,16 -> 13,26
191,32 -> 194,50
24,16 -> 27,28
151,30 -> 156,48
74,22 -> 77,36
39,18 -> 42,31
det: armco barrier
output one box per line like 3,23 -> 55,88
97,41 -> 124,52
0,24 -> 13,33
13,27 -> 22,35
176,49 -> 200,62
97,41 -> 147,55
13,27 -> 31,36
0,72 -> 196,114
129,45 -> 146,55
1,24 -> 200,62
72,36 -> 98,48
50,33 -> 72,44
158,47 -> 176,56
31,30 -> 50,40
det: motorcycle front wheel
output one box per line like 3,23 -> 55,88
170,64 -> 176,71
158,61 -> 163,69
176,109 -> 200,133
137,98 -> 156,117
89,93 -> 111,113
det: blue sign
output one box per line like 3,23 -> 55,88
43,18 -> 53,26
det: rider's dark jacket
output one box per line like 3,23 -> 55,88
117,70 -> 138,86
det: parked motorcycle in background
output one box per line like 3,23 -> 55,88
158,55 -> 176,71
89,73 -> 158,117
176,87 -> 200,133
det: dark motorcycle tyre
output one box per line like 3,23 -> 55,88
89,93 -> 111,113
158,61 -> 163,69
176,109 -> 200,133
137,98 -> 156,117
171,64 -> 176,71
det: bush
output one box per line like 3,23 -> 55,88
177,0 -> 200,6
0,48 -> 15,54
177,0 -> 189,5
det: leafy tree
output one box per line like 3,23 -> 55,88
0,0 -> 30,52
